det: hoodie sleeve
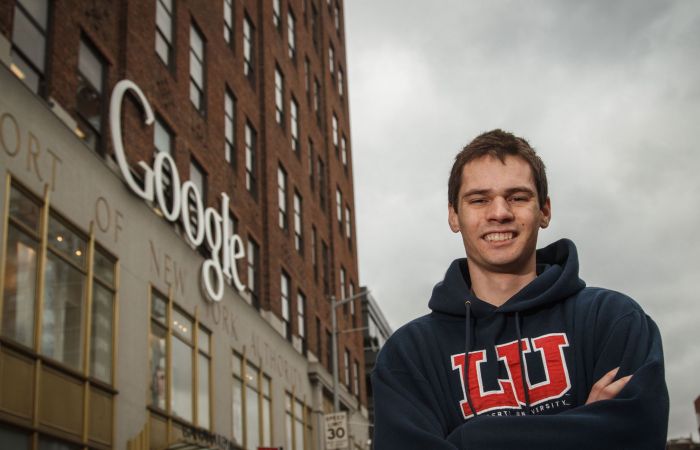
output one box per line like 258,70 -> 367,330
444,310 -> 668,450
372,363 -> 460,450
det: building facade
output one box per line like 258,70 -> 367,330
0,0 -> 366,449
360,289 -> 392,449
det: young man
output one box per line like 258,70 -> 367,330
372,130 -> 668,449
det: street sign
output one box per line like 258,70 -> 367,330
324,412 -> 348,449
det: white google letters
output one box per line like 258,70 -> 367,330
110,79 -> 246,302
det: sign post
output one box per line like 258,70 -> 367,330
324,412 -> 348,449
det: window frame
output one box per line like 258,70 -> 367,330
189,22 -> 207,114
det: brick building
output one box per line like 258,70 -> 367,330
0,0 -> 366,449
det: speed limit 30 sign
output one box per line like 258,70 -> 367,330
324,412 -> 348,449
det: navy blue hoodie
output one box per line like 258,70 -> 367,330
372,239 -> 668,449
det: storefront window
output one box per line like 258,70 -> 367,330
2,226 -> 38,347
245,361 -> 260,450
232,352 -> 244,445
294,398 -> 304,450
198,325 -> 211,428
90,248 -> 115,383
0,180 -> 117,447
148,290 -> 210,428
285,392 -> 313,450
232,352 -> 272,449
41,250 -> 86,371
149,316 -> 167,410
262,375 -> 272,445
172,328 -> 193,421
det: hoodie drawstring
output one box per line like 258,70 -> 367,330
464,301 -> 478,418
515,311 -> 531,414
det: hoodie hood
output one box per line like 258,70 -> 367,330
428,238 -> 586,317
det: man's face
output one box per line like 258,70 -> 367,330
448,155 -> 551,276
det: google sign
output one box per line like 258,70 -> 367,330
109,79 -> 245,302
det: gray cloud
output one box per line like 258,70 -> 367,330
347,0 -> 700,440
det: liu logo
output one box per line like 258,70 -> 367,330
451,333 -> 571,418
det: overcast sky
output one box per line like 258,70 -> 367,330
345,0 -> 700,440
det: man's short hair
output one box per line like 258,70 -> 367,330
448,129 -> 548,211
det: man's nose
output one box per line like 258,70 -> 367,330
488,197 -> 514,222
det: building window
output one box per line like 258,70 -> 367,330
245,121 -> 257,197
9,0 -> 49,94
275,66 -> 285,127
336,188 -> 343,228
325,329 -> 332,371
311,225 -> 318,281
353,360 -> 360,395
339,266 -> 346,300
341,137 -> 349,172
290,96 -> 299,152
281,271 -> 291,340
307,139 -> 315,189
76,38 -> 106,152
311,4 -> 320,51
225,89 -> 236,165
154,117 -> 175,213
315,317 -> 322,358
345,205 -> 352,241
318,157 -> 326,211
293,191 -> 303,253
344,349 -> 350,387
322,241 -> 330,295
332,113 -> 339,153
328,43 -> 335,76
304,56 -> 311,95
155,0 -> 173,66
297,291 -> 306,350
272,0 -> 281,30
223,0 -> 234,45
278,166 -> 288,230
233,353 -> 273,448
285,393 -> 312,450
247,237 -> 260,309
313,78 -> 321,124
243,14 -> 255,82
188,160 -> 206,245
349,281 -> 355,316
149,291 -> 211,428
189,24 -> 206,112
334,2 -> 341,31
287,10 -> 296,61
338,66 -> 344,97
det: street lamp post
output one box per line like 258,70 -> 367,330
330,289 -> 369,411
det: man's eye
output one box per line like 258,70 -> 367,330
511,196 -> 528,202
469,198 -> 487,205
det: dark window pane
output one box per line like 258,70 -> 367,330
0,423 -> 30,449
9,185 -> 40,232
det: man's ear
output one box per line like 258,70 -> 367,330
448,204 -> 460,233
540,196 -> 552,228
